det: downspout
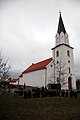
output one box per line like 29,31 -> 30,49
54,48 -> 55,84
45,67 -> 47,87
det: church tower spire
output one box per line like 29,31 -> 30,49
57,11 -> 66,34
55,11 -> 69,46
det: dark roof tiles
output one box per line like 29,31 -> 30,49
57,12 -> 66,34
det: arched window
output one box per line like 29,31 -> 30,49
56,51 -> 59,57
57,60 -> 59,64
51,65 -> 53,67
67,50 -> 70,57
69,67 -> 70,73
68,60 -> 70,63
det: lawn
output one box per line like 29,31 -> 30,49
0,93 -> 80,120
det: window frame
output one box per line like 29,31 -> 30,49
67,50 -> 70,57
56,50 -> 59,57
69,67 -> 70,73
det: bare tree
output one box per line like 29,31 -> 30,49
55,60 -> 69,87
0,51 -> 10,81
48,60 -> 69,87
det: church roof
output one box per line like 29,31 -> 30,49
22,58 -> 52,74
8,78 -> 19,83
51,44 -> 74,50
57,12 -> 66,34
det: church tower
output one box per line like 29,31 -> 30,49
52,12 -> 76,89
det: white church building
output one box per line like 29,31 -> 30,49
19,12 -> 76,90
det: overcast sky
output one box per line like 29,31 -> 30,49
0,0 -> 80,78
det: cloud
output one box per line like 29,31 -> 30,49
0,0 -> 80,77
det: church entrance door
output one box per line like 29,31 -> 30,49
68,77 -> 72,90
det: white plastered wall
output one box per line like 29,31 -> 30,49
19,69 -> 46,88
52,45 -> 76,89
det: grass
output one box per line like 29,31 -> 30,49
0,93 -> 80,120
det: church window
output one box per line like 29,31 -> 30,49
67,50 -> 70,57
51,65 -> 53,67
68,60 -> 70,63
57,60 -> 59,64
69,67 -> 70,73
56,51 -> 59,57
